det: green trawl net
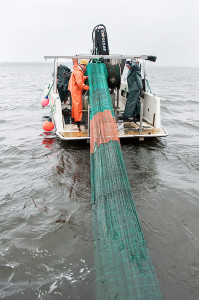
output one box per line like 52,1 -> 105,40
87,63 -> 162,300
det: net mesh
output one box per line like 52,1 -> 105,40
87,63 -> 162,300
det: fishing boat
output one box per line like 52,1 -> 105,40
42,27 -> 165,298
42,26 -> 168,142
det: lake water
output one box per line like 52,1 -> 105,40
0,63 -> 199,299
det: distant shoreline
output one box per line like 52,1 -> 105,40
0,62 -> 198,68
0,62 -> 53,65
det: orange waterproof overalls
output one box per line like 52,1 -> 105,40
68,63 -> 89,122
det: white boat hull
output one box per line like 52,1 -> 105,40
45,82 -> 168,142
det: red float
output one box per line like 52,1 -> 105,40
43,119 -> 54,131
41,97 -> 49,106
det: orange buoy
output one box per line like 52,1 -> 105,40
43,119 -> 54,131
41,97 -> 49,107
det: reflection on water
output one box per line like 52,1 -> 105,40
42,138 -> 55,149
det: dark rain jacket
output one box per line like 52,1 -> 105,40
123,60 -> 142,118
127,61 -> 142,91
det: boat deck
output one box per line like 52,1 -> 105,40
57,119 -> 167,140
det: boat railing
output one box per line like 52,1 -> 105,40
44,54 -> 148,60
45,54 -> 150,96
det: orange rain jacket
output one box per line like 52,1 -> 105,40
68,63 -> 89,122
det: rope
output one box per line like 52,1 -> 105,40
47,80 -> 54,97
146,79 -> 152,93
49,96 -> 59,118
44,81 -> 57,119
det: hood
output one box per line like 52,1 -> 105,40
73,63 -> 84,73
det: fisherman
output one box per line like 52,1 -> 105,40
68,59 -> 89,127
123,59 -> 142,121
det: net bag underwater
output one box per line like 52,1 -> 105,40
87,62 -> 162,300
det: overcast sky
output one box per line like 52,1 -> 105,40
0,0 -> 198,66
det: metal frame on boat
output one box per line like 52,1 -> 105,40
43,54 -> 168,141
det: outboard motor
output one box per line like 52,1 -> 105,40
92,24 -> 121,100
92,24 -> 109,55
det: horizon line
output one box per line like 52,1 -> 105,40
0,61 -> 199,68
